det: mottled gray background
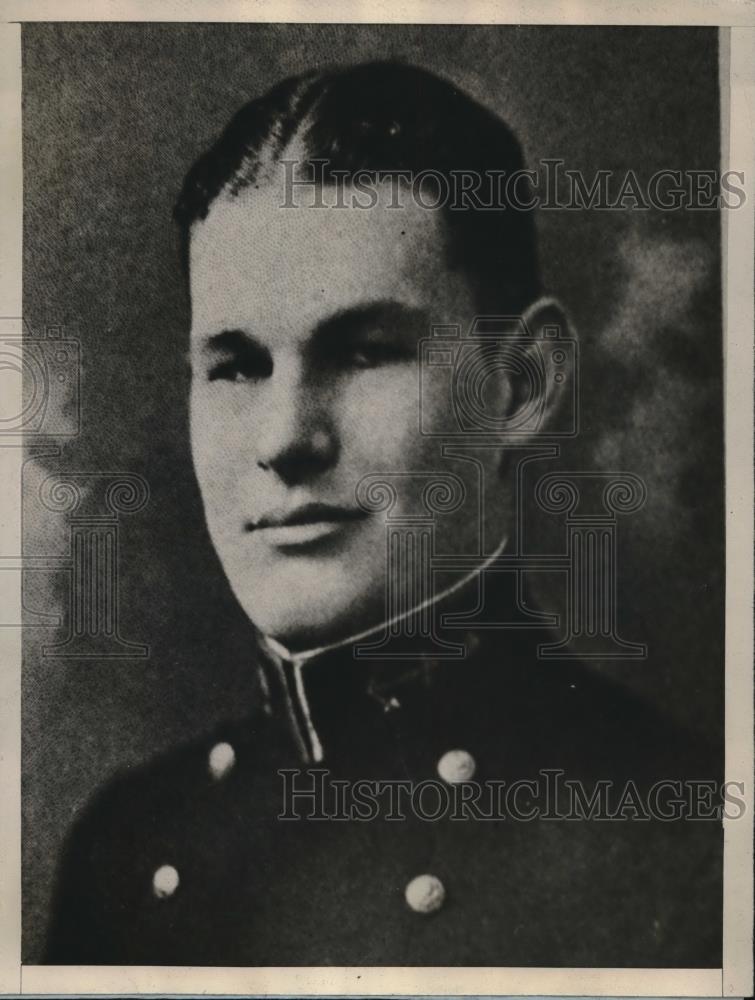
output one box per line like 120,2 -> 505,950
21,24 -> 723,961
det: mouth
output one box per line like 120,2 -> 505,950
247,503 -> 369,549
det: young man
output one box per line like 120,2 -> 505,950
45,61 -> 721,967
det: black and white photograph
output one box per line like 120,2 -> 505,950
2,2 -> 752,995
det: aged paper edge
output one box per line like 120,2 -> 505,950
0,2 -> 752,997
17,966 -> 728,997
720,21 -> 755,1000
0,0 -> 754,26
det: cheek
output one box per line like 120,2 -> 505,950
189,386 -> 240,508
336,370 -> 452,534
338,368 -> 428,467
372,374 -> 449,473
189,390 -> 213,474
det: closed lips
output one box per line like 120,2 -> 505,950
248,503 -> 367,530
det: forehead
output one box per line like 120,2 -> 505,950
188,179 -> 471,337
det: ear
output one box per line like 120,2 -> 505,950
512,295 -> 577,442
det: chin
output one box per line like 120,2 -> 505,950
232,565 -> 384,653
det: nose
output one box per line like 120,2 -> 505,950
254,360 -> 338,486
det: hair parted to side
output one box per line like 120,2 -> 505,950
174,60 -> 540,313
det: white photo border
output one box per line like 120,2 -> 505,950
0,3 -> 751,997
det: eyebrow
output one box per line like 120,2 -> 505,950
199,328 -> 258,355
194,300 -> 429,357
315,300 -> 428,344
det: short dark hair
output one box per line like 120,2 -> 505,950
174,60 -> 540,313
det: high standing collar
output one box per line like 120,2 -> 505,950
260,533 -> 509,667
257,535 -> 510,763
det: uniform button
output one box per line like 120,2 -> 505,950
208,741 -> 236,780
405,874 -> 445,914
152,864 -> 179,899
437,748 -> 476,784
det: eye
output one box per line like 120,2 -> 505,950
339,339 -> 410,370
207,351 -> 273,383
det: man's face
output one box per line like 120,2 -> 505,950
189,179 -> 510,650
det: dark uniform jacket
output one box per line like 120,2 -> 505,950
45,591 -> 722,967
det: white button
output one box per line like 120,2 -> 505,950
152,864 -> 179,899
437,748 -> 476,784
208,741 -> 235,780
405,874 -> 445,914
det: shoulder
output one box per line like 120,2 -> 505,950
464,630 -> 720,784
74,709 -> 277,845
44,709 -> 279,963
